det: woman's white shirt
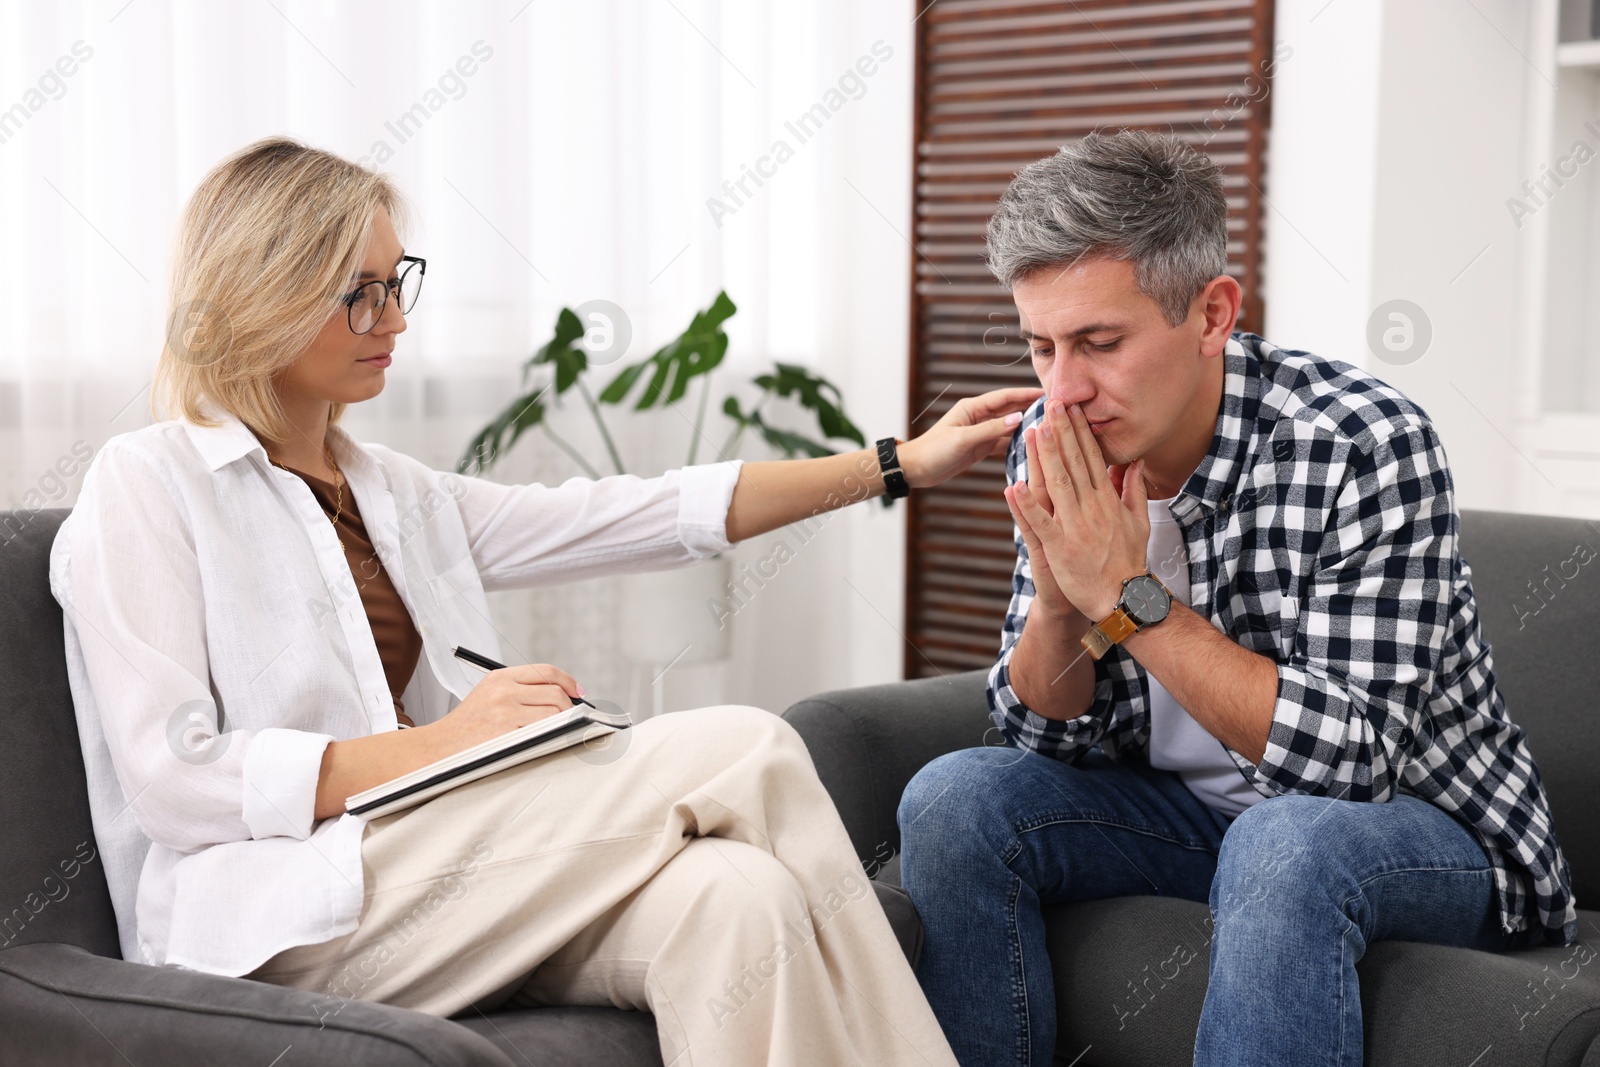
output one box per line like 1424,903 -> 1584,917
49,401 -> 742,976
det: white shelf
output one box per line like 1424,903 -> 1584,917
1557,39 -> 1600,68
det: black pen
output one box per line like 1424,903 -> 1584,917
452,645 -> 597,709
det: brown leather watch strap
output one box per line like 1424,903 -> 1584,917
1081,607 -> 1140,660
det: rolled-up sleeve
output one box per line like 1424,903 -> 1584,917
675,461 -> 744,557
399,450 -> 744,592
52,443 -> 334,853
240,728 -> 335,839
1250,422 -> 1453,803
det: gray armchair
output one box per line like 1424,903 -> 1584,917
0,509 -> 921,1067
781,509 -> 1600,1067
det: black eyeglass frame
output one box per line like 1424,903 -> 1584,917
339,255 -> 426,335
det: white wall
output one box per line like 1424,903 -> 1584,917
1265,0 -> 1534,513
1261,0 -> 1385,367
629,2 -> 917,715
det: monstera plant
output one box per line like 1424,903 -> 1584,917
457,291 -> 879,700
457,291 -> 874,484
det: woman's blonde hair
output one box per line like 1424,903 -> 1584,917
151,136 -> 411,446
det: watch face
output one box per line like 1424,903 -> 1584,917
1121,575 -> 1171,626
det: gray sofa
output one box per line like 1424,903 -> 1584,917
5,506 -> 1598,1066
0,508 -> 922,1067
786,508 -> 1600,1067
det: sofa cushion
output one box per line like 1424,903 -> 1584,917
1047,896 -> 1600,1067
1455,510 -> 1600,906
0,508 -> 119,959
783,670 -> 991,864
0,942 -> 516,1067
457,1005 -> 662,1066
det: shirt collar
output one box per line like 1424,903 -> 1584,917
1170,334 -> 1264,521
181,399 -> 271,472
180,398 -> 370,481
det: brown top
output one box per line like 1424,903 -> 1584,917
282,464 -> 424,727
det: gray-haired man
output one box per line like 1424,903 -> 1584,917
897,130 -> 1575,1067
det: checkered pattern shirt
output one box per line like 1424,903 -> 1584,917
988,331 -> 1578,946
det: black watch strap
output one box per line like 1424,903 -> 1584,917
875,437 -> 910,500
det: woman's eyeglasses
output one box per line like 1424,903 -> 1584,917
340,255 -> 425,335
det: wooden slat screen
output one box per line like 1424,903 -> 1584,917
903,0 -> 1276,678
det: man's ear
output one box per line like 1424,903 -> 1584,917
1194,275 -> 1242,357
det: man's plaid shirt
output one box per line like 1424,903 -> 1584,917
988,331 -> 1577,946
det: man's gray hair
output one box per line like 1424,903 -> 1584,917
985,130 -> 1229,326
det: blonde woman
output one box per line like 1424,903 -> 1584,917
48,136 -> 1038,1066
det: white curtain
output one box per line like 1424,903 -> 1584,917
0,0 -> 917,712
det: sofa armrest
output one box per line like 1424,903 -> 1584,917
782,668 -> 990,865
0,942 -> 515,1067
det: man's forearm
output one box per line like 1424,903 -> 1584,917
1122,601 -> 1278,763
1005,606 -> 1098,721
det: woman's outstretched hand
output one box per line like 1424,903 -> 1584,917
897,386 -> 1044,489
722,385 -> 1043,544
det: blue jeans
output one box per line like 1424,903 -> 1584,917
897,745 -> 1522,1067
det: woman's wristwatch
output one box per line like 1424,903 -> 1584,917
876,437 -> 910,500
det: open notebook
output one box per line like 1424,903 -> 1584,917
345,704 -> 633,819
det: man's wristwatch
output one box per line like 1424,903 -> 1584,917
876,437 -> 910,500
1081,572 -> 1173,660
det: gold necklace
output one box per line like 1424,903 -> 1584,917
268,442 -> 346,551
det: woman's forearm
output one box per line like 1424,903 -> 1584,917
313,722 -> 463,821
314,668 -> 582,821
724,448 -> 886,543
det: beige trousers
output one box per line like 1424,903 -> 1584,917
245,705 -> 959,1067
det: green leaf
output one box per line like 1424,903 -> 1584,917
720,396 -> 835,459
460,304 -> 584,474
456,388 -> 547,474
553,349 -> 584,393
523,306 -> 588,394
600,291 -> 738,411
597,361 -> 650,405
749,362 -> 866,447
754,423 -> 835,459
550,306 -> 586,349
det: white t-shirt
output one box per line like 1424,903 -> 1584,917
1143,496 -> 1264,818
